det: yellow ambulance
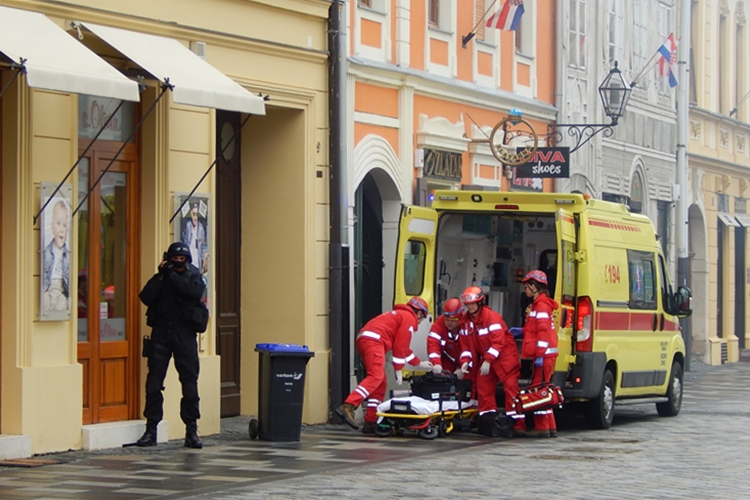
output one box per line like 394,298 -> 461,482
396,190 -> 692,429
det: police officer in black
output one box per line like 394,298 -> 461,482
136,242 -> 206,448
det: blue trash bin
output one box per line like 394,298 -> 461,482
255,343 -> 315,441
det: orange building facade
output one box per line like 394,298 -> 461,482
346,0 -> 558,341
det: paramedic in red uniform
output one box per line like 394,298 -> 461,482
336,297 -> 433,434
426,298 -> 464,375
521,270 -> 559,437
457,286 -> 525,434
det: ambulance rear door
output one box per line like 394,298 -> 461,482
395,205 -> 439,362
555,208 -> 579,379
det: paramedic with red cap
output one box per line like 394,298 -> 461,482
336,297 -> 433,434
457,286 -> 525,434
426,298 -> 465,375
521,270 -> 559,437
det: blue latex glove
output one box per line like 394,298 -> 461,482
534,357 -> 543,367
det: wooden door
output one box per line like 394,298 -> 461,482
77,142 -> 139,424
216,110 -> 242,416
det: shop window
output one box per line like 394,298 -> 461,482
403,241 -> 426,296
628,250 -> 656,310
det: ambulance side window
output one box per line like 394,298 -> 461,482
403,240 -> 426,296
658,255 -> 674,313
627,250 -> 657,310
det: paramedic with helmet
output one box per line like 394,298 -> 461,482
521,270 -> 559,438
426,298 -> 465,375
336,297 -> 434,434
457,286 -> 525,435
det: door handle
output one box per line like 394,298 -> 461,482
660,313 -> 665,331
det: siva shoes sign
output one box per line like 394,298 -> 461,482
513,147 -> 570,178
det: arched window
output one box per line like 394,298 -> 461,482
630,171 -> 644,213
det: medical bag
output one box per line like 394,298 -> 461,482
410,372 -> 472,402
513,382 -> 564,414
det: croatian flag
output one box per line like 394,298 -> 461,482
486,0 -> 525,31
657,33 -> 679,88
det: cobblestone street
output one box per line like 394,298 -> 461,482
1,360 -> 748,499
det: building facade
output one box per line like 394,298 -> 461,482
687,0 -> 750,365
1,0 -> 331,458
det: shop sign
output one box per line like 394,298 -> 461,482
423,149 -> 462,181
78,96 -> 134,142
514,147 -> 570,178
510,174 -> 543,192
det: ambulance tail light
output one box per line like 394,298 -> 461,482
575,296 -> 594,352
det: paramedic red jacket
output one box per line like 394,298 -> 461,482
521,294 -> 559,359
358,304 -> 422,371
458,305 -> 518,367
427,315 -> 461,371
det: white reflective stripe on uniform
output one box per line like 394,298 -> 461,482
409,326 -> 414,333
392,357 -> 405,364
428,332 -> 442,340
359,331 -> 381,340
429,353 -> 441,359
488,323 -> 502,331
545,347 -> 558,354
405,353 -> 416,363
461,350 -> 473,359
444,352 -> 456,362
478,328 -> 489,335
440,340 -> 446,346
536,312 -> 549,319
537,340 -> 549,348
529,311 -> 537,317
355,386 -> 370,399
367,399 -> 380,407
487,347 -> 499,358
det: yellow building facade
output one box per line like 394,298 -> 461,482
0,0 -> 331,458
687,0 -> 750,365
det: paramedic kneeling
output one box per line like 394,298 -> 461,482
337,297 -> 433,434
427,298 -> 465,375
458,286 -> 525,435
521,270 -> 559,438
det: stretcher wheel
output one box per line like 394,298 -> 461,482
437,420 -> 450,438
418,426 -> 438,440
248,417 -> 259,440
374,424 -> 393,438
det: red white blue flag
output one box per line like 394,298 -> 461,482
486,0 -> 525,31
657,33 -> 678,88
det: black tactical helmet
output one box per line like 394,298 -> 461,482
166,242 -> 192,263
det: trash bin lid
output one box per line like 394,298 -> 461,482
255,343 -> 310,352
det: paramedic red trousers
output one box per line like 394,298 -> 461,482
343,337 -> 386,423
475,354 -> 524,429
531,356 -> 557,432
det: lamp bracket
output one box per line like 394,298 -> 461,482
545,121 -> 617,153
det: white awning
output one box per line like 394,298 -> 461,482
0,6 -> 139,101
80,22 -> 266,115
718,212 -> 740,227
735,214 -> 750,227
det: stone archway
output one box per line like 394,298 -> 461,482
688,203 -> 708,361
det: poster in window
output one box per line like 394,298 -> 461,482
174,193 -> 211,309
40,182 -> 73,321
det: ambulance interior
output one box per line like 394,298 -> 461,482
435,212 -> 558,330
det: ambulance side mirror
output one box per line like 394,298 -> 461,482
673,286 -> 692,318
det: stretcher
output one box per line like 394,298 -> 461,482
375,395 -> 478,439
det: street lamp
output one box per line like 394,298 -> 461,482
548,62 -> 632,152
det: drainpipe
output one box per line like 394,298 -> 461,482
328,0 -> 350,419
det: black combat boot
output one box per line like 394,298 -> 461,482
185,421 -> 203,449
136,420 -> 158,447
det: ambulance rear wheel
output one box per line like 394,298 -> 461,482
656,361 -> 683,417
584,369 -> 615,429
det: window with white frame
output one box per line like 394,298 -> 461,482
568,0 -> 586,68
428,0 -> 453,32
607,0 -> 624,68
633,0 -> 649,78
657,2 -> 673,96
515,0 -> 534,56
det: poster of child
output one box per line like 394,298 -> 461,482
175,193 -> 210,307
40,183 -> 72,320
